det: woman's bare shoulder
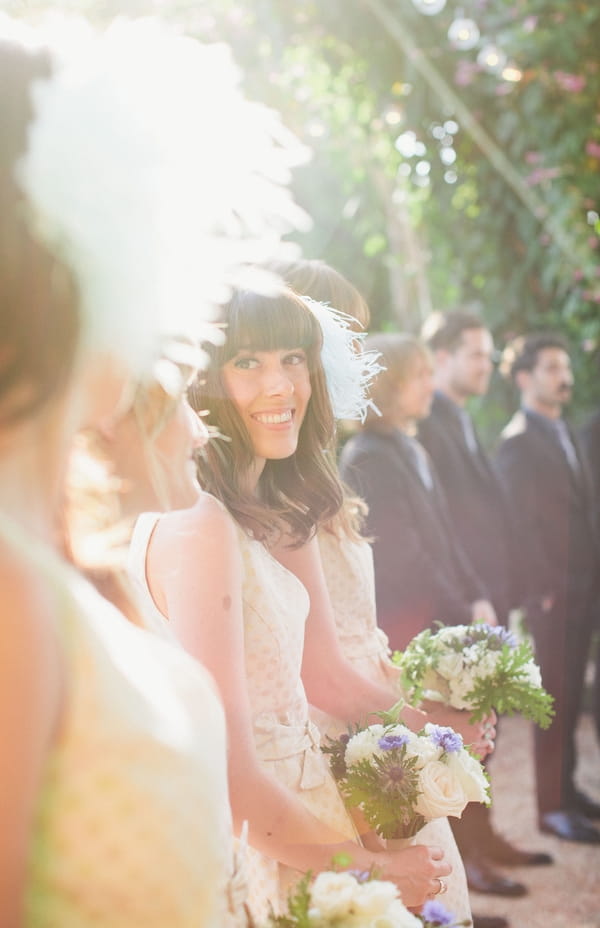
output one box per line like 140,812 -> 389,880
151,492 -> 238,559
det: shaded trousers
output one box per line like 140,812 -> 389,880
527,590 -> 596,817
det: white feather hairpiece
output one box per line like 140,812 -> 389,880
301,297 -> 382,422
10,15 -> 310,376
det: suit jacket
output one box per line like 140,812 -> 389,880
580,409 -> 600,532
339,428 -> 486,650
494,409 -> 600,606
418,391 -> 516,620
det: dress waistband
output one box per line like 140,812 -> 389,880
253,716 -> 326,790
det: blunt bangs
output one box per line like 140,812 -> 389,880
216,288 -> 322,365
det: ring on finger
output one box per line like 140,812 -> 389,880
435,877 -> 447,895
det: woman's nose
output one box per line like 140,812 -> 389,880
263,363 -> 294,396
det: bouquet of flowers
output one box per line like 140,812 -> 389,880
323,709 -> 489,841
393,624 -> 554,727
263,868 -> 470,927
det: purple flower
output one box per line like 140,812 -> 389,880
347,869 -> 371,883
428,725 -> 463,753
488,626 -> 518,648
378,733 -> 409,751
421,898 -> 455,925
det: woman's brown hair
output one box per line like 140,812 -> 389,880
266,258 -> 370,330
362,333 -> 432,431
265,259 -> 372,542
188,287 -> 345,546
0,38 -> 80,429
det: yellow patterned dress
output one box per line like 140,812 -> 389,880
317,528 -> 472,925
0,517 -> 243,928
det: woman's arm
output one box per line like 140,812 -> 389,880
275,536 -> 493,755
147,497 -> 450,904
275,536 -> 422,724
0,555 -> 63,928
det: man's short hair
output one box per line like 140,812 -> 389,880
422,310 -> 486,353
500,332 -> 570,382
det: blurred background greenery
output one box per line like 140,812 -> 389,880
9,0 -> 600,436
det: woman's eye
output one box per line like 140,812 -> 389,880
233,356 -> 259,370
284,351 -> 307,366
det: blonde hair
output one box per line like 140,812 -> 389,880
64,358 -> 198,568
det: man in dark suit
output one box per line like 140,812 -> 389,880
496,333 -> 600,844
340,333 -> 519,928
419,312 -> 515,624
580,407 -> 600,746
416,313 -> 552,892
340,333 -> 496,650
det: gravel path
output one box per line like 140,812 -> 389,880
468,712 -> 600,928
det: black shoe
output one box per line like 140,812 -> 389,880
464,857 -> 528,897
540,809 -> 600,844
485,832 -> 553,867
473,917 -> 509,928
573,789 -> 600,820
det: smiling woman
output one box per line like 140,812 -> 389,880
128,284 -> 455,920
189,286 -> 343,545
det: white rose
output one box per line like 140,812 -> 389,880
368,901 -> 423,928
436,651 -> 465,682
309,871 -> 357,918
446,750 -> 490,804
353,877 -> 400,914
415,759 -> 468,819
421,669 -> 451,702
448,669 -> 477,709
345,725 -> 385,767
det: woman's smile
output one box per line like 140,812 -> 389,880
221,348 -> 311,467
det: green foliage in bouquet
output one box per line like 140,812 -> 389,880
340,748 -> 424,840
463,640 -> 554,726
393,624 -> 555,728
321,702 -> 426,839
265,873 -> 313,928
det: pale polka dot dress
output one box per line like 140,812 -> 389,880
8,523 -> 242,928
129,509 -> 357,923
316,529 -> 472,925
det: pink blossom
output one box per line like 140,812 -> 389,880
524,151 -> 543,165
525,166 -> 562,186
454,60 -> 480,87
588,236 -> 599,249
573,269 -> 584,281
522,16 -> 538,33
586,140 -> 600,158
554,71 -> 586,93
582,289 -> 600,302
